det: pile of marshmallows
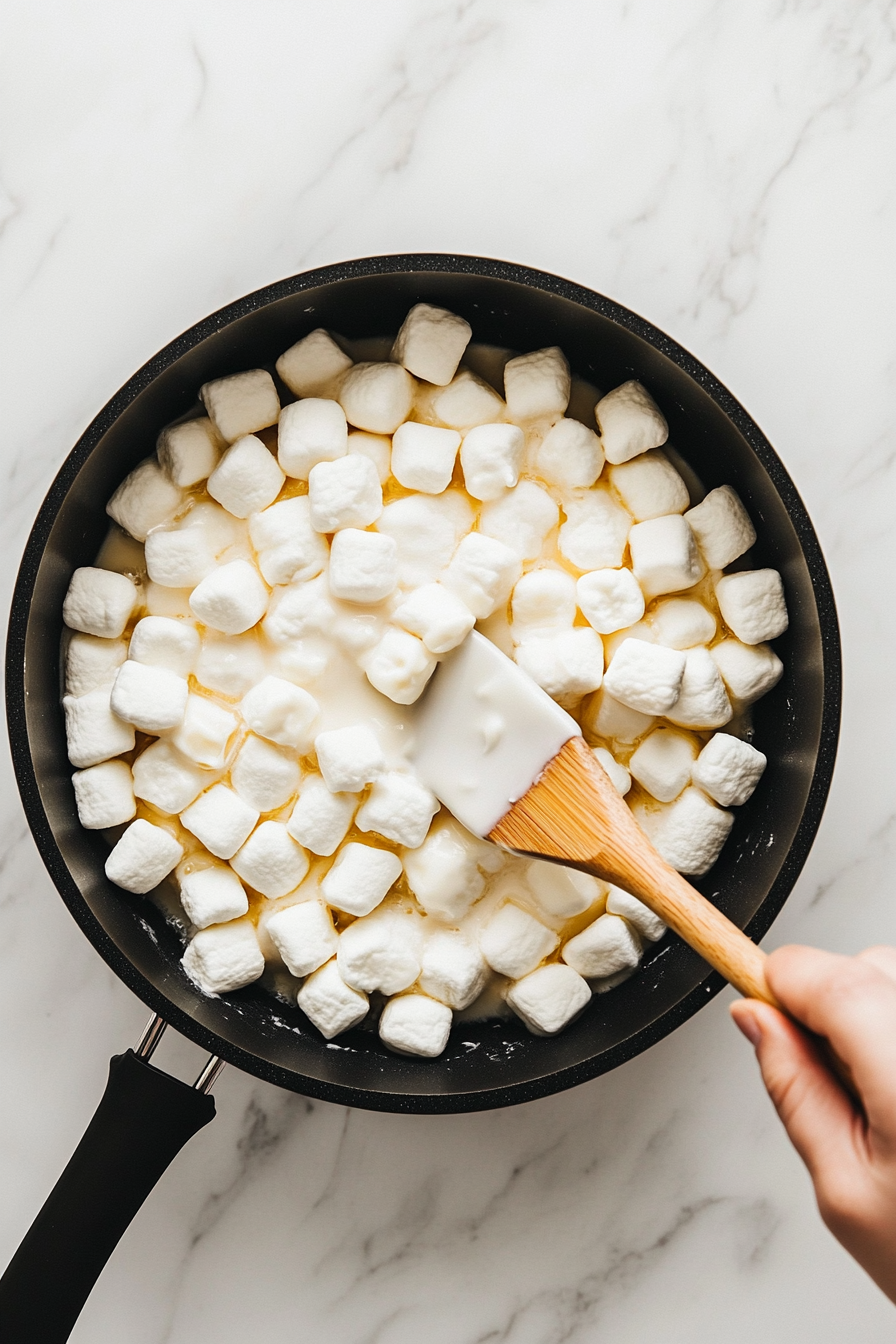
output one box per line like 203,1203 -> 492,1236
60,302 -> 787,1057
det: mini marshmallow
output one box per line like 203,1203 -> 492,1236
231,734 -> 301,812
338,362 -> 415,434
363,628 -> 437,705
595,381 -> 668,465
460,423 -> 525,501
263,573 -> 334,645
602,638 -> 686,715
180,499 -> 247,555
72,760 -> 136,830
592,746 -> 631,796
515,628 -> 604,700
195,631 -> 267,698
240,676 -> 319,751
441,532 -> 521,619
64,633 -> 127,696
511,569 -> 577,635
297,959 -> 369,1039
308,454 -> 383,532
355,771 -> 439,848
535,418 -> 604,489
128,616 -> 199,676
479,481 -> 559,560
143,584 -> 194,618
606,886 -> 666,942
329,528 -> 398,604
200,369 -> 280,443
106,459 -> 183,541
207,435 -> 285,518
432,369 -> 505,430
249,496 -> 329,587
391,422 -> 461,494
182,919 -> 265,995
665,647 -> 733,730
287,775 -> 357,856
419,930 -> 488,1009
602,620 -> 655,663
132,739 -> 207,814
505,964 -> 591,1036
189,560 -> 269,635
391,583 -> 474,653
172,694 -> 239,770
314,725 -> 385,792
576,568 -> 645,635
322,843 -> 403,918
628,728 -> 697,802
337,904 -> 423,993
581,687 -> 656,743
562,913 -> 642,979
63,687 -> 136,769
715,570 -> 788,645
179,863 -> 249,929
348,431 -> 391,483
685,485 -> 756,570
63,568 -> 138,640
559,489 -> 631,571
527,860 -> 604,919
276,329 -> 353,397
157,417 -> 223,488
692,733 -> 767,807
379,994 -> 453,1058
377,491 -> 474,587
402,816 -> 488,922
110,660 -> 188,732
266,900 -> 338,977
144,525 -> 215,589
479,902 -> 559,979
504,347 -> 570,420
105,819 -> 183,894
710,639 -> 783,705
181,784 -> 259,860
633,786 -> 734,875
231,821 -> 309,899
629,515 -> 704,599
608,449 -> 689,522
277,397 -> 348,479
391,303 -> 472,385
650,598 -> 716,650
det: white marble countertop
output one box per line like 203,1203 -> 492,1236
2,2 -> 896,1338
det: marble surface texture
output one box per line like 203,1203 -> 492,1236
2,1 -> 896,1338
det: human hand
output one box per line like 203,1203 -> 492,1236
731,945 -> 896,1303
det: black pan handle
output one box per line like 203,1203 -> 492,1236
0,1048 -> 216,1343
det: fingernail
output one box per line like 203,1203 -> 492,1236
733,1009 -> 762,1048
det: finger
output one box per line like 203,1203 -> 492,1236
857,946 -> 896,987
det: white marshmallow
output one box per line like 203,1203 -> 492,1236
602,620 -> 655,663
64,633 -> 127,696
207,435 -> 285,518
72,760 -> 136,830
592,746 -> 631,796
276,329 -> 353,398
240,676 -> 319,751
329,528 -> 397,604
515,628 -> 604,699
432,369 -> 505,430
143,584 -> 194,619
710,639 -> 783,705
595,381 -> 668,465
581,687 -> 655,743
576,568 -> 645,635
297,958 -> 369,1039
391,422 -> 461,494
336,904 -> 423,993
379,994 -> 453,1057
181,784 -> 259,860
231,821 -> 309,899
132,739 -> 206,814
63,568 -> 138,640
479,902 -> 559,979
105,819 -> 183,894
231,734 -> 301,812
179,500 -> 246,555
562,913 -> 642,978
685,485 -> 756,570
628,728 -> 697,802
249,496 -> 328,587
419,930 -> 488,1010
504,347 -> 570,420
110,660 -> 188,732
338,362 -> 415,434
63,687 -> 136,769
479,481 -> 559,560
377,491 -> 474,587
605,886 -> 666,942
511,569 -> 577,635
266,900 -> 338,977
506,964 -> 591,1036
347,431 -> 391,483
460,423 -> 525,501
608,449 -> 689,521
391,303 -> 472,385
189,559 -> 269,635
526,860 -> 604,919
602,638 -> 686,715
665,646 -> 733,729
144,525 -> 215,589
314,725 -> 385,793
171,694 -> 239,770
535,418 -> 604,489
441,532 -> 521,620
558,489 -> 631,571
157,417 -> 222,487
649,598 -> 716,649
633,786 -> 734,875
106,459 -> 183,541
179,863 -> 249,929
629,515 -> 704,598
182,919 -> 265,995
355,771 -> 439,848
363,628 -> 437,705
322,842 -> 402,918
391,583 -> 474,653
692,733 -> 767,807
308,453 -> 382,532
287,776 -> 356,856
200,368 -> 280,443
715,570 -> 788,645
263,573 -> 335,645
128,616 -> 199,677
277,397 -> 348,479
401,816 -> 489,922
195,631 -> 266,698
